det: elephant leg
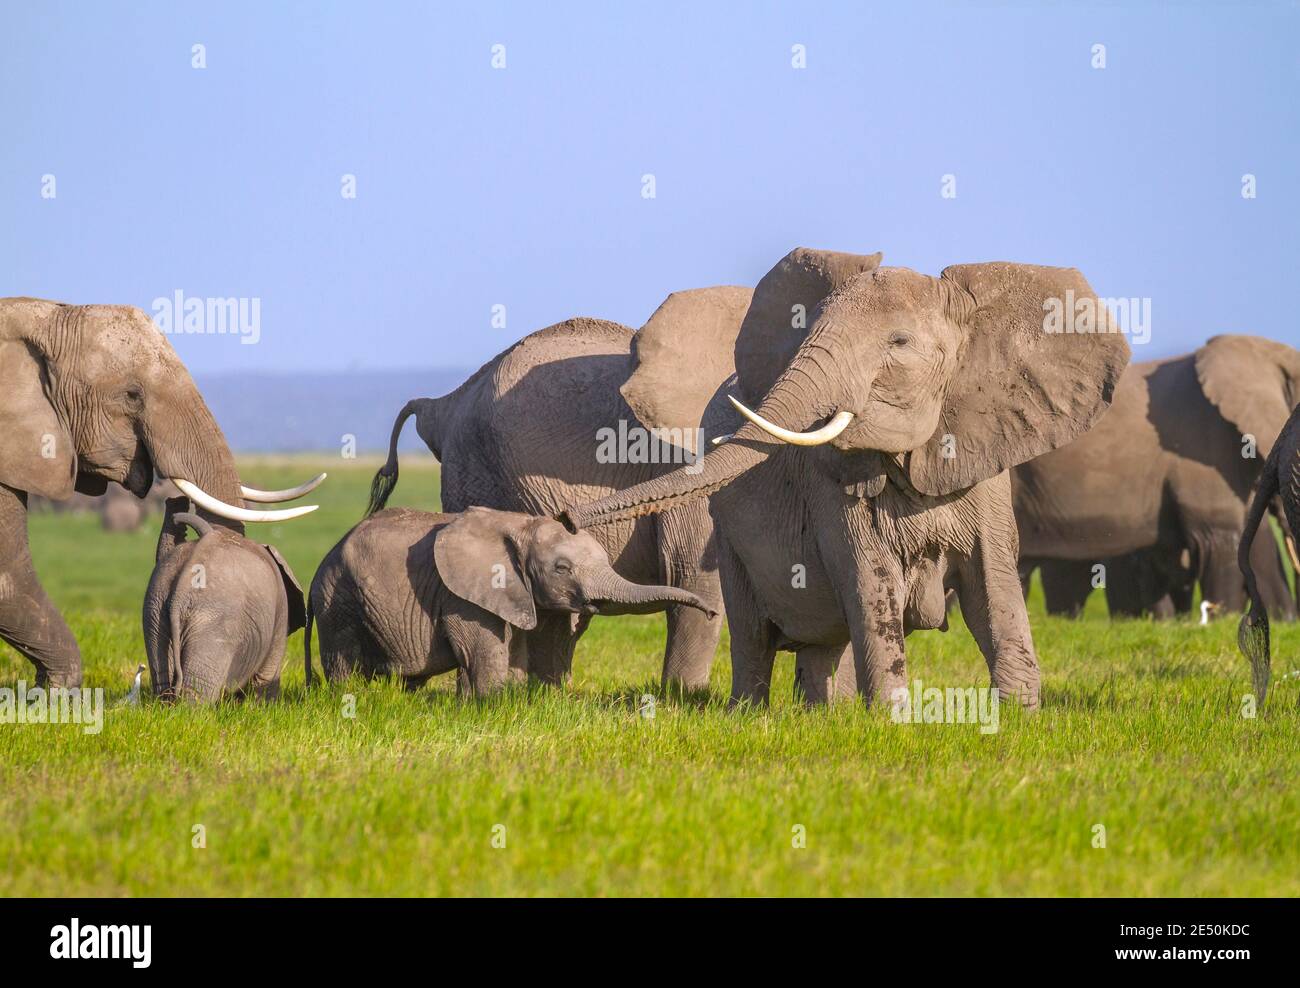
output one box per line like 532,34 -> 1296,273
0,487 -> 81,688
955,483 -> 1041,709
1039,559 -> 1094,618
813,508 -> 907,709
793,642 -> 855,706
847,556 -> 909,708
524,612 -> 582,687
1149,594 -> 1176,620
718,535 -> 777,706
444,608 -> 511,698
656,507 -> 723,691
1197,531 -> 1246,612
1250,523 -> 1296,621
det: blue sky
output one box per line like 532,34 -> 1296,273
3,1 -> 1297,373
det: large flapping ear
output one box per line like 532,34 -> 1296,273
433,507 -> 538,630
620,286 -> 753,454
734,247 -> 883,405
1195,334 -> 1300,458
0,337 -> 77,500
263,544 -> 307,635
908,262 -> 1132,497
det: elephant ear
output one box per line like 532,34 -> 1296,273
620,286 -> 753,454
907,263 -> 1132,497
262,544 -> 306,635
735,247 -> 883,405
0,339 -> 77,500
1195,334 -> 1300,457
434,507 -> 537,630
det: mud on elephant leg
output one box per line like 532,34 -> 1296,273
847,556 -> 909,708
793,642 -> 855,706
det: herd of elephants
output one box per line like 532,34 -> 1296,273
2,246 -> 1296,707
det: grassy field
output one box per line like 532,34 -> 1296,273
2,457 -> 1298,896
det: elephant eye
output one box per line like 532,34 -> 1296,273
124,386 -> 144,403
888,332 -> 914,349
554,560 -> 573,575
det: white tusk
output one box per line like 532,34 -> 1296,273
727,396 -> 855,446
173,479 -> 318,523
239,472 -> 327,502
711,434 -> 734,446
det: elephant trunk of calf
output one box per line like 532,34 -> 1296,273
587,571 -> 716,617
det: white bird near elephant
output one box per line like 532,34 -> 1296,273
124,664 -> 146,706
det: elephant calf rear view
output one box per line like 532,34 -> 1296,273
144,497 -> 306,702
306,506 -> 713,696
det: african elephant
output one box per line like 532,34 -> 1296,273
144,497 -> 305,701
0,298 -> 324,687
562,248 -> 1131,709
1015,337 -> 1300,619
368,289 -> 752,690
1239,400 -> 1300,703
305,506 -> 712,696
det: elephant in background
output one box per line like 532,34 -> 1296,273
0,298 -> 323,687
368,287 -> 753,690
1015,336 -> 1300,620
563,248 -> 1130,709
306,506 -> 712,696
144,497 -> 305,702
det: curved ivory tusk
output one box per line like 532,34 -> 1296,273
710,434 -> 734,446
172,479 -> 319,523
727,396 -> 855,446
239,472 -> 328,502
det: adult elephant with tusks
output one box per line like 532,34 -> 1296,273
0,298 -> 325,687
561,249 -> 1131,709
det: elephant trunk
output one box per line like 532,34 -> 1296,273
585,570 -> 716,618
560,364 -> 835,531
145,390 -> 248,535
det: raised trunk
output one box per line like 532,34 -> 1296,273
560,366 -> 828,531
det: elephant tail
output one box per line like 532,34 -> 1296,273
303,593 -> 315,688
367,397 -> 443,517
1238,451 -> 1279,705
164,600 -> 185,701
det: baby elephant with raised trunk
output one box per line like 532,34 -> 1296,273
144,497 -> 306,701
306,506 -> 714,696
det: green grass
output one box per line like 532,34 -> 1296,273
2,458 -> 1297,896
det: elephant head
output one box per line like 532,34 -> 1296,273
562,248 -> 1131,527
0,298 -> 323,524
434,507 -> 715,629
1194,334 -> 1300,458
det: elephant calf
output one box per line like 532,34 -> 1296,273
144,497 -> 306,701
305,506 -> 713,696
